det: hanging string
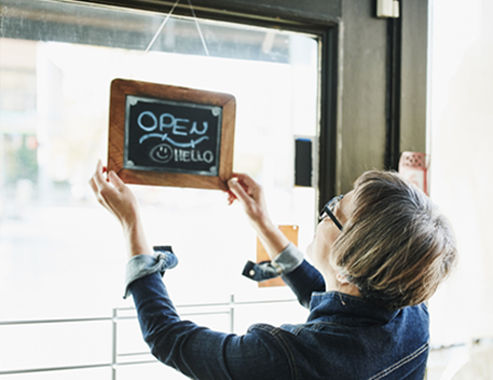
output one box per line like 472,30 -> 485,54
144,0 -> 210,56
187,0 -> 210,56
145,0 -> 181,53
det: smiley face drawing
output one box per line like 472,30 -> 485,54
149,143 -> 173,164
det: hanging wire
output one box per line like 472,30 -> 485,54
144,0 -> 210,56
145,0 -> 181,53
187,0 -> 210,56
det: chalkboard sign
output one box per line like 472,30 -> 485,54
108,79 -> 235,190
125,95 -> 222,176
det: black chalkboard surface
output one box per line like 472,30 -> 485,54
108,79 -> 236,190
125,95 -> 222,176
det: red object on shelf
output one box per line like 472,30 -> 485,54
398,152 -> 428,195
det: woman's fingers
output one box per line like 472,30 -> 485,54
89,176 -> 105,205
234,173 -> 258,190
89,160 -> 141,228
89,177 -> 111,212
228,177 -> 252,206
232,173 -> 261,198
228,175 -> 269,224
88,176 -> 98,194
226,190 -> 236,205
89,161 -> 118,208
93,160 -> 108,189
108,170 -> 125,190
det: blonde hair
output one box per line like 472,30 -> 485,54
332,170 -> 457,310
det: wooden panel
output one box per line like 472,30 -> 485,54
108,78 -> 235,190
256,225 -> 299,288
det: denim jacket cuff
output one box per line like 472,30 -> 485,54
242,243 -> 304,282
272,243 -> 304,273
123,246 -> 177,299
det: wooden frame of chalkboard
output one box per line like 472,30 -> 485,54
108,79 -> 235,190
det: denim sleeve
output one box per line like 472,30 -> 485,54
274,243 -> 326,308
241,243 -> 325,309
123,246 -> 178,299
281,260 -> 326,309
241,243 -> 303,281
271,243 -> 304,273
128,273 -> 294,380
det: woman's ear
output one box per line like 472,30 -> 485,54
336,271 -> 350,285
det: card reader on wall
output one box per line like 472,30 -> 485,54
295,137 -> 313,187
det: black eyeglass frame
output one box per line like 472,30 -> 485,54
319,194 -> 344,231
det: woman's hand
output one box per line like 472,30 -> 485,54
227,173 -> 270,230
89,160 -> 139,229
227,173 -> 289,258
89,160 -> 152,257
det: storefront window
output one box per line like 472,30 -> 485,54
0,0 -> 320,377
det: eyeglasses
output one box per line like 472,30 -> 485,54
319,194 -> 344,231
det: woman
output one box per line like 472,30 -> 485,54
89,161 -> 456,380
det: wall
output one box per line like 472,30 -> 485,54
400,0 -> 428,154
338,0 -> 429,192
337,0 -> 387,193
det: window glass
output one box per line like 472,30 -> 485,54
0,0 -> 319,374
428,0 -> 493,346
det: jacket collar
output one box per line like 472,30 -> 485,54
308,291 -> 399,326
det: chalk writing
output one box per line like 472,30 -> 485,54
125,96 -> 222,176
172,148 -> 214,163
149,143 -> 174,164
138,133 -> 209,149
137,111 -> 209,137
149,143 -> 214,165
137,111 -> 211,151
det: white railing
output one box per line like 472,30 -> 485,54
0,295 -> 297,379
4,296 -> 486,380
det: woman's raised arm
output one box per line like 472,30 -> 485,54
227,173 -> 290,259
228,173 -> 325,306
89,160 -> 153,257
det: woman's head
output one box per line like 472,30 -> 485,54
315,170 -> 457,310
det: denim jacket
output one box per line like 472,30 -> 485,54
125,244 -> 429,380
